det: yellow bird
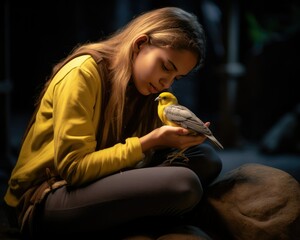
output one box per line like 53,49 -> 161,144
155,92 -> 224,162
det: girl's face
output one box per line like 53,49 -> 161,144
132,39 -> 198,96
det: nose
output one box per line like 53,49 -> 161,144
159,77 -> 174,89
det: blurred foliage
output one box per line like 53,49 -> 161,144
245,4 -> 300,54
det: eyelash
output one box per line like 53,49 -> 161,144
162,64 -> 179,82
162,64 -> 169,72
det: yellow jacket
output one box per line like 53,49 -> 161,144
5,55 -> 144,207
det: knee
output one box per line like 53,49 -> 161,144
188,144 -> 223,186
169,168 -> 203,213
204,144 -> 222,175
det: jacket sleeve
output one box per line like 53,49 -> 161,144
52,58 -> 144,186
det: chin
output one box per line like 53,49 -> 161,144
138,89 -> 151,96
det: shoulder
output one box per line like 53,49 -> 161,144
51,55 -> 103,85
62,55 -> 100,77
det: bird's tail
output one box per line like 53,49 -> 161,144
207,135 -> 224,149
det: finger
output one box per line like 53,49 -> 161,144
176,127 -> 190,135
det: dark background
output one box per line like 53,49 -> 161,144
1,0 -> 300,174
1,1 -> 300,237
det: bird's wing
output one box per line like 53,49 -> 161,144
164,104 -> 212,136
164,104 -> 224,149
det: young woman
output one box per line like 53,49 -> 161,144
4,6 -> 222,239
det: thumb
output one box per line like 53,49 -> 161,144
177,127 -> 190,135
204,122 -> 210,128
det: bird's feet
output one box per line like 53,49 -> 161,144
166,151 -> 190,165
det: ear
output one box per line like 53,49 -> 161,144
133,35 -> 149,53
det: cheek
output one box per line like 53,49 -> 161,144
133,52 -> 157,82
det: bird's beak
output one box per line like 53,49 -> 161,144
155,96 -> 160,101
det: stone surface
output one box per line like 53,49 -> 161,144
199,163 -> 300,240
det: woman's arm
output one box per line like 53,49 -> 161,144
52,57 -> 144,186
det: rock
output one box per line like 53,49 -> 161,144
199,163 -> 300,240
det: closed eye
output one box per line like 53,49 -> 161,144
162,64 -> 170,72
163,63 -> 186,81
162,64 -> 179,82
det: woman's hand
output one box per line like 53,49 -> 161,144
139,124 -> 209,153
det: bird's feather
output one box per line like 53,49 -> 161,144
164,105 -> 211,135
156,92 -> 224,150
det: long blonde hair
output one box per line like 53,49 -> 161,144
26,7 -> 206,149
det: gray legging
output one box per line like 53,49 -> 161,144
35,144 -> 222,238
